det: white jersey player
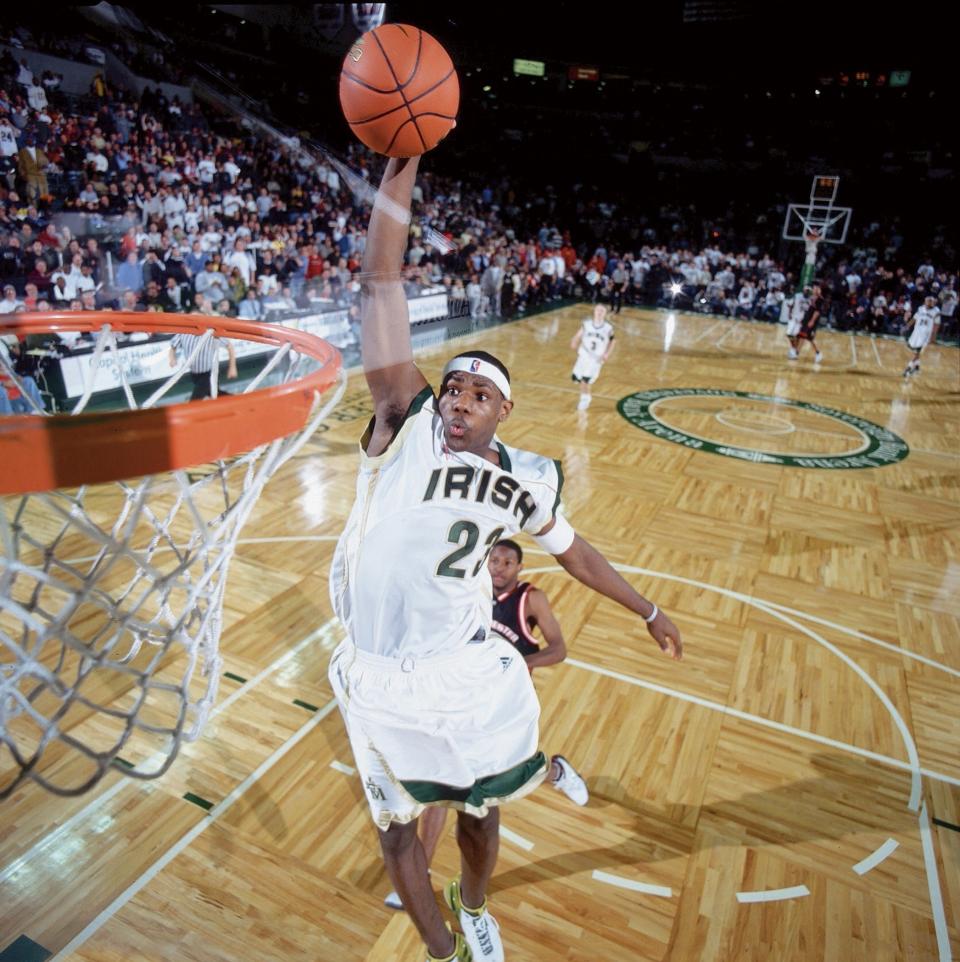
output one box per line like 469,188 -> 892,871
903,295 -> 940,378
331,382 -> 562,662
570,303 -> 616,410
329,155 -> 682,962
784,287 -> 810,359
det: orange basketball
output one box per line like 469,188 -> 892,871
339,24 -> 459,158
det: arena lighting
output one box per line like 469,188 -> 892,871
482,85 -> 492,92
670,282 -> 683,295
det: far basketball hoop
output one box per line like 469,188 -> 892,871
783,175 -> 852,289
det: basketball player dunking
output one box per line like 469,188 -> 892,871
383,538 -> 589,912
329,155 -> 682,962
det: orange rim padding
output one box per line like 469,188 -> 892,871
1,312 -> 342,495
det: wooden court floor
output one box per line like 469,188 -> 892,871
1,306 -> 959,962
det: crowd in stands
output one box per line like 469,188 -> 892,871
0,26 -> 957,412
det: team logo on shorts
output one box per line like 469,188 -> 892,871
365,777 -> 386,801
617,388 -> 909,470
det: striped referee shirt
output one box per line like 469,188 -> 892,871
171,332 -> 222,374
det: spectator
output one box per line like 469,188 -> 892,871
466,273 -> 482,318
480,261 -> 502,317
50,274 -> 71,304
120,289 -> 141,312
0,283 -> 23,313
116,251 -> 143,294
74,262 -> 97,297
237,287 -> 262,320
16,134 -> 49,202
736,280 -> 757,319
139,279 -> 170,312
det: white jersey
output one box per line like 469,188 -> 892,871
577,318 -> 615,362
783,293 -> 808,335
331,388 -> 562,659
908,305 -> 939,350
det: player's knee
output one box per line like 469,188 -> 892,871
456,807 -> 499,842
378,819 -> 419,859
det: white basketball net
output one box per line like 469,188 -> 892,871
0,324 -> 345,797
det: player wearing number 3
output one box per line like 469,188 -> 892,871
570,303 -> 615,410
328,156 -> 683,962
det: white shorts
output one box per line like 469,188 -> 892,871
572,354 -> 603,384
786,318 -> 802,337
908,331 -> 931,352
329,635 -> 546,830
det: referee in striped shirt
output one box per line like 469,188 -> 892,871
168,330 -> 238,400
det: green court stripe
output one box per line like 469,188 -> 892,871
183,792 -> 213,811
0,934 -> 52,961
933,816 -> 960,833
112,757 -> 134,770
293,699 -> 319,712
223,671 -> 247,683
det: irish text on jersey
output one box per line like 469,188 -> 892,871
422,466 -> 537,528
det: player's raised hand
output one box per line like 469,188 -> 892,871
647,609 -> 683,661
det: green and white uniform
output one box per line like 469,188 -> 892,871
908,304 -> 939,351
329,387 -> 563,827
572,317 -> 615,384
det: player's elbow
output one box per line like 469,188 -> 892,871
548,638 -> 568,663
556,536 -> 588,575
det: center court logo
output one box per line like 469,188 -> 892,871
617,388 -> 910,469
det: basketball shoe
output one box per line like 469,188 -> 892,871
444,877 -> 503,962
551,754 -> 589,805
787,347 -> 798,360
426,927 -> 471,962
384,889 -> 403,909
815,351 -> 823,363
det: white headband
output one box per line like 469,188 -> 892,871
441,356 -> 511,400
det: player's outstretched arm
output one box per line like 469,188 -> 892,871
361,156 -> 429,454
554,533 -> 682,660
522,588 -> 567,671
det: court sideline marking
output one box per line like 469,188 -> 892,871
523,562 -> 951,960
0,617 -> 342,883
48,699 -> 340,960
714,322 -> 740,349
692,319 -> 727,343
853,838 -> 899,876
736,885 -> 810,904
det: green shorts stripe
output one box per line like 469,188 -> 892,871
402,751 -> 547,810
